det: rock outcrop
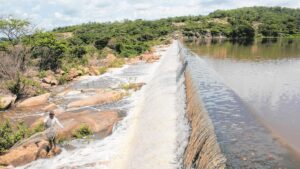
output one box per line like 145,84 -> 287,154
0,95 -> 16,110
58,110 -> 120,138
16,93 -> 51,108
67,91 -> 124,108
0,139 -> 61,167
42,75 -> 58,86
66,68 -> 82,81
32,110 -> 120,139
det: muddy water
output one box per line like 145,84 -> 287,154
185,39 -> 300,168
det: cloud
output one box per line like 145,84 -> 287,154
0,0 -> 299,29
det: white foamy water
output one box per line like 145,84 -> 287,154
19,40 -> 189,169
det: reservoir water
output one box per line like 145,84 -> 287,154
185,38 -> 300,168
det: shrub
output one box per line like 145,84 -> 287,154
6,76 -> 47,98
0,121 -> 15,154
72,124 -> 93,139
38,70 -> 47,78
70,46 -> 87,58
58,74 -> 68,85
121,83 -> 136,90
0,120 -> 44,154
98,67 -> 108,75
94,37 -> 109,50
108,58 -> 125,68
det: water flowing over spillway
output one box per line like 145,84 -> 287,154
182,46 -> 300,168
19,41 -> 189,169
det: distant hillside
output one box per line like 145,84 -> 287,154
53,7 -> 300,59
175,6 -> 300,39
1,7 -> 299,99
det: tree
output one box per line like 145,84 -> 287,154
0,18 -> 30,44
0,18 -> 32,95
30,32 -> 67,70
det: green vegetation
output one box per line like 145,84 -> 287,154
178,7 -> 300,39
6,75 -> 46,98
0,7 -> 299,98
98,67 -> 108,75
72,124 -> 93,139
0,120 -> 45,154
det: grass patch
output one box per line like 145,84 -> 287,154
98,67 -> 108,75
72,124 -> 93,139
38,70 -> 47,78
108,58 -> 125,68
121,83 -> 136,90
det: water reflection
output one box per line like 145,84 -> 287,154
186,38 -> 300,60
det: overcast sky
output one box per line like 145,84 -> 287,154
0,0 -> 299,29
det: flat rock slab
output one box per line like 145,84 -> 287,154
66,91 -> 125,108
16,93 -> 51,108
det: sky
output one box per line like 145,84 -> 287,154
0,0 -> 299,29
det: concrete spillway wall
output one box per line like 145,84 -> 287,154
183,71 -> 226,169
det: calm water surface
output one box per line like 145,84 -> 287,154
185,38 -> 300,168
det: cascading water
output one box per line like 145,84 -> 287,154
182,45 -> 300,168
110,40 -> 189,169
19,40 -> 189,169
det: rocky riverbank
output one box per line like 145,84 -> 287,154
0,45 -> 166,168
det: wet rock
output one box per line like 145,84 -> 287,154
0,95 -> 16,110
42,103 -> 58,112
67,91 -> 124,108
56,89 -> 83,97
42,75 -> 58,86
58,110 -> 120,139
32,110 -> 120,140
0,140 -> 61,167
16,93 -> 51,108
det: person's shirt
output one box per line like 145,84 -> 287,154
44,116 -> 64,129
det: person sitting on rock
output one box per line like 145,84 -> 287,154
44,110 -> 64,151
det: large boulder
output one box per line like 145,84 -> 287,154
67,91 -> 124,108
42,75 -> 58,86
58,110 -> 120,139
32,110 -> 120,139
0,139 -> 61,167
0,95 -> 16,110
16,93 -> 51,108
